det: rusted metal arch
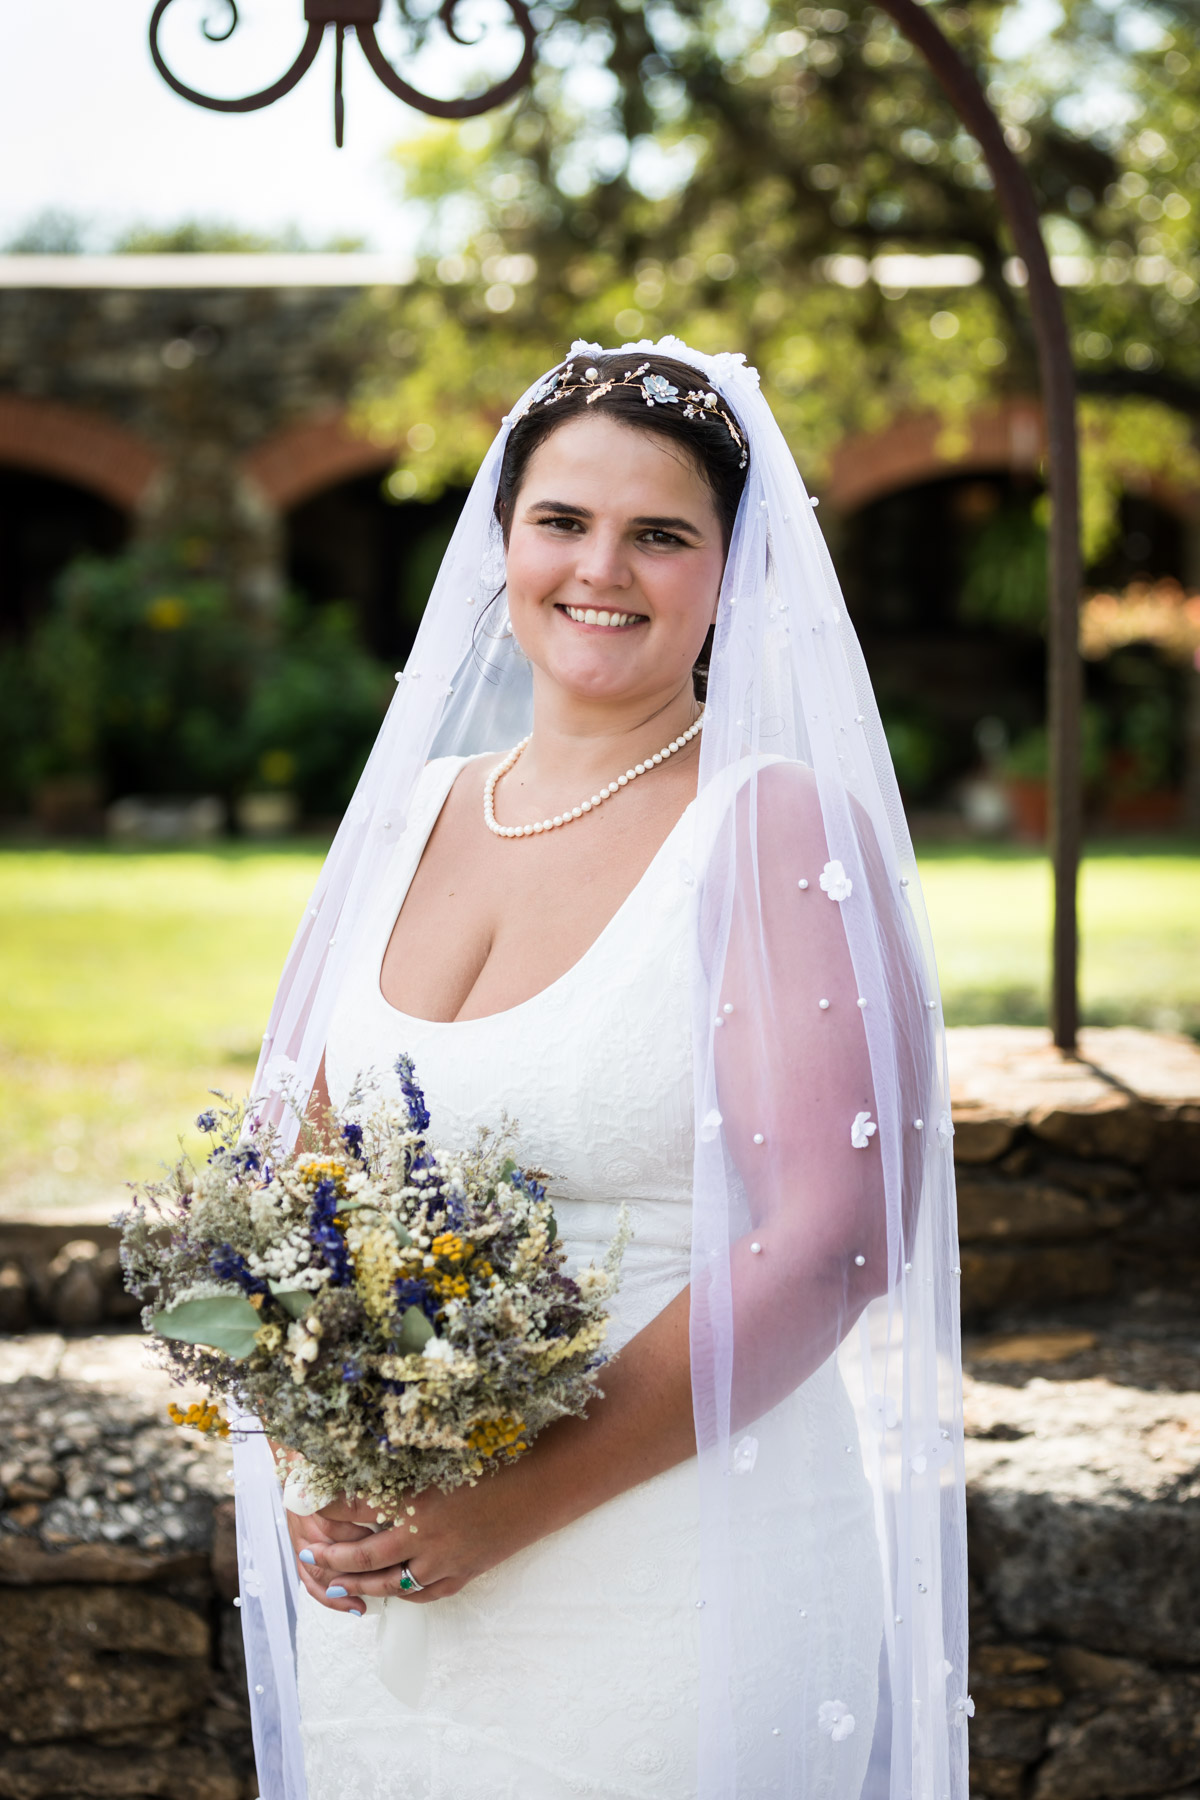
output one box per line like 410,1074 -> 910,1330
870,0 -> 1083,1050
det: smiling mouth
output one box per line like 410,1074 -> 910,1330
558,604 -> 648,629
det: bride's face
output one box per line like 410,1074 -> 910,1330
503,413 -> 725,708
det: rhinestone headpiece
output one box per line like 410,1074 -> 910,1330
508,359 -> 748,469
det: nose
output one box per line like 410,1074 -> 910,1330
574,527 -> 633,593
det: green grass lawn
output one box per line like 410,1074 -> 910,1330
1,838 -> 1197,1217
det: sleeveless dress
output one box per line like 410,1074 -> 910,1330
297,756 -> 883,1800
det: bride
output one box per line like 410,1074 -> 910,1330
236,340 -> 969,1800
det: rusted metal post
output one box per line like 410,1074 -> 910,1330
871,0 -> 1082,1050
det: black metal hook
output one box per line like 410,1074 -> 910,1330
148,0 -> 536,142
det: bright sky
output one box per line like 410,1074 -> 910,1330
1,0 -> 526,251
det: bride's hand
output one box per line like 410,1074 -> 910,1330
301,1478 -> 520,1606
286,1502 -> 375,1617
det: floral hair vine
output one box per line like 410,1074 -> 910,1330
508,359 -> 749,470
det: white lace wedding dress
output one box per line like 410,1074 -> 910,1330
297,756 -> 883,1800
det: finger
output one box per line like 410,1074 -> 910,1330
318,1527 -> 414,1576
322,1567 -> 447,1602
297,1556 -> 365,1617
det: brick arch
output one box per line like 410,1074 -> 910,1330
824,397 -> 1200,523
0,394 -> 162,511
824,399 -> 1047,515
241,412 -> 397,512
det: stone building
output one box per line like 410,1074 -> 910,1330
2,252 -> 1198,813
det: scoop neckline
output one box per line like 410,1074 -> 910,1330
375,757 -> 697,1030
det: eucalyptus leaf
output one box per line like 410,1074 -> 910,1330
390,1219 -> 414,1247
398,1304 -> 434,1351
153,1294 -> 261,1359
546,1211 -> 557,1244
269,1283 -> 313,1320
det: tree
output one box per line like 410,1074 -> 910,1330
353,0 -> 1200,567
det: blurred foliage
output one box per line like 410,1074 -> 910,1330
959,496 -> 1050,631
242,601 -> 394,814
0,550 -> 391,816
354,0 -> 1200,546
1002,704 -> 1111,782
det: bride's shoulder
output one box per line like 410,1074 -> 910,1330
705,752 -> 821,822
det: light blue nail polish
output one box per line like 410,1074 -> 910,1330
298,1549 -> 316,1565
349,1609 -> 364,1619
326,1585 -> 348,1599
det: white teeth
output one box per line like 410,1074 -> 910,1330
563,605 -> 643,628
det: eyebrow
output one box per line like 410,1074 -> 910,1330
525,499 -> 704,536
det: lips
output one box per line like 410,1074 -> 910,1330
559,604 -> 647,629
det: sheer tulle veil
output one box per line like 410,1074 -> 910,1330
232,336 -> 969,1800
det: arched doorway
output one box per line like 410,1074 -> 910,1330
285,473 -> 468,664
0,465 -> 129,639
835,469 -> 1191,813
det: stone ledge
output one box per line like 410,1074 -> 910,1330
965,1320 -> 1200,1800
947,1026 -> 1200,1170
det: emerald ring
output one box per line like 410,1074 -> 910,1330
397,1562 -> 424,1594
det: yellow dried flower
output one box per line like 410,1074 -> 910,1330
428,1269 -> 470,1302
167,1399 -> 229,1438
467,1415 -> 528,1461
296,1157 -> 349,1194
431,1232 -> 473,1264
255,1322 -> 284,1354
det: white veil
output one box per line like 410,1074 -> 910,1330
232,336 -> 968,1800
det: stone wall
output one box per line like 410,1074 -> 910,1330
947,1027 -> 1200,1321
0,1335 -> 250,1800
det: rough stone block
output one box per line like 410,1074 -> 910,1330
1029,1095 -> 1157,1166
1033,1672 -> 1200,1800
960,1244 -> 1115,1316
0,1588 -> 210,1744
966,1377 -> 1200,1665
0,1740 -> 242,1799
957,1177 -> 1130,1243
952,1109 -> 1017,1166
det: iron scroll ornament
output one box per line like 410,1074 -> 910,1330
148,0 -> 537,147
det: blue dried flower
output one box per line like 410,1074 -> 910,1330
510,1168 -> 547,1204
341,1357 -> 363,1384
342,1122 -> 365,1161
309,1178 -> 352,1286
209,1243 -> 269,1298
393,1276 -> 438,1323
394,1054 -> 431,1136
196,1111 -> 218,1133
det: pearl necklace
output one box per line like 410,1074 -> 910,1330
483,711 -> 705,839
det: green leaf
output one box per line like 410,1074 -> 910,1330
269,1283 -> 313,1319
398,1305 -> 434,1351
153,1294 -> 261,1359
545,1210 -> 557,1244
389,1219 -> 414,1248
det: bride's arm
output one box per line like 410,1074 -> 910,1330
305,1283 -> 696,1605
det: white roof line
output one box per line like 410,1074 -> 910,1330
0,253 -> 418,289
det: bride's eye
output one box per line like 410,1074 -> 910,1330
539,515 -> 584,534
640,528 -> 687,547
